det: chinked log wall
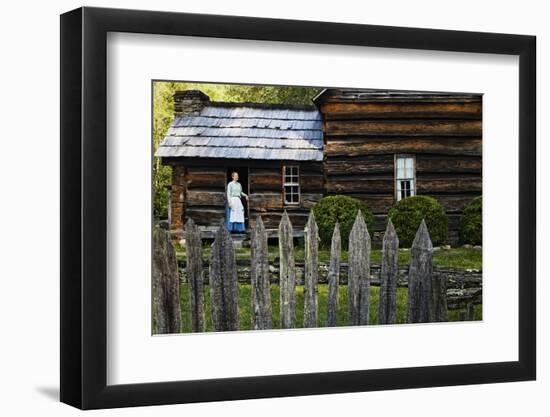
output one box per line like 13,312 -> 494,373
167,159 -> 324,236
248,162 -> 323,230
320,98 -> 482,244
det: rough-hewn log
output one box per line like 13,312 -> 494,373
300,193 -> 324,209
186,190 -> 225,206
250,216 -> 272,330
348,210 -> 371,326
327,222 -> 341,327
186,173 -> 226,189
249,167 -> 281,175
187,166 -> 226,175
406,220 -> 434,323
152,227 -> 181,334
320,102 -> 482,120
326,138 -> 482,156
416,177 -> 482,194
185,218 -> 204,332
340,195 -> 396,214
279,211 -> 296,329
300,174 -> 324,192
258,211 -> 310,229
299,162 -> 324,174
169,166 -> 187,233
186,208 -> 225,225
416,156 -> 482,174
379,219 -> 399,325
327,177 -> 394,194
303,211 -> 319,328
324,155 -> 394,175
209,222 -> 239,331
325,120 -> 482,136
429,195 -> 479,213
249,193 -> 283,211
250,174 -> 282,191
432,274 -> 448,322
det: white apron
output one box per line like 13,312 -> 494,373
229,197 -> 245,223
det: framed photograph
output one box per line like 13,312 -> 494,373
60,6 -> 536,409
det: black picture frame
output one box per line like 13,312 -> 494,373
60,6 -> 536,410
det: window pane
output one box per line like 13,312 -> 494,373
397,158 -> 404,179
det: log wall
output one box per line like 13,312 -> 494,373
248,161 -> 323,230
319,94 -> 482,244
166,159 -> 323,237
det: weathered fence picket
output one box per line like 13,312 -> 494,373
185,219 -> 205,332
251,216 -> 272,330
379,219 -> 399,325
174,210 -> 461,333
152,226 -> 181,334
348,210 -> 371,326
209,221 -> 239,331
303,211 -> 319,328
279,211 -> 296,329
406,220 -> 434,323
327,222 -> 341,327
432,275 -> 448,322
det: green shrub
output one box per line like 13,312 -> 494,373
387,196 -> 448,247
312,195 -> 374,248
460,196 -> 482,245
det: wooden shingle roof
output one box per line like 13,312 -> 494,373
155,103 -> 324,161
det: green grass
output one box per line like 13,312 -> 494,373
175,245 -> 482,270
179,283 -> 482,333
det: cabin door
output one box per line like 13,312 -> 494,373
226,167 -> 250,230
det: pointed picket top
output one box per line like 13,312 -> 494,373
332,221 -> 341,247
348,209 -> 371,326
185,217 -> 196,230
307,209 -> 315,226
379,218 -> 399,325
349,209 -> 370,244
305,210 -> 318,235
185,218 -> 200,242
383,218 -> 398,247
253,215 -> 266,237
279,210 -> 293,232
411,219 -> 433,251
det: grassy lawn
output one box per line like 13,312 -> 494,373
175,244 -> 482,270
179,283 -> 482,333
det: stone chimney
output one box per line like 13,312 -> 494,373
173,90 -> 210,117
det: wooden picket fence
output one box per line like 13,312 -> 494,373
153,210 -> 449,334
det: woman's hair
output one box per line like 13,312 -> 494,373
231,171 -> 239,177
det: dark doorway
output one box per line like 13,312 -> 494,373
226,167 -> 250,229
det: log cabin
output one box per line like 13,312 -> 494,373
156,88 -> 482,244
155,90 -> 325,239
313,88 -> 482,244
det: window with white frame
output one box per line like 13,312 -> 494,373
395,155 -> 416,201
283,165 -> 300,205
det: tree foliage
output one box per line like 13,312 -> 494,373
153,82 -> 321,219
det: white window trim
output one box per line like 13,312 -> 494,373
283,164 -> 300,206
394,154 -> 416,201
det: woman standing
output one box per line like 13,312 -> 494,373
226,171 -> 248,233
